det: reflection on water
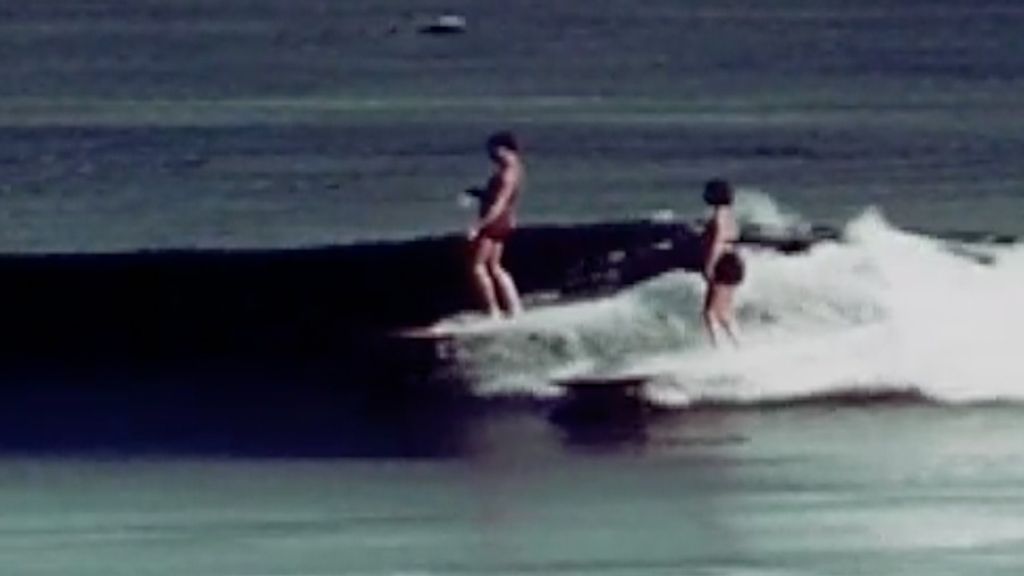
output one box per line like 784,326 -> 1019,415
3,404 -> 1024,574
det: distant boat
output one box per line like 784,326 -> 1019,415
419,14 -> 468,35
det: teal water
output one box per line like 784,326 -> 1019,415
2,407 -> 1024,575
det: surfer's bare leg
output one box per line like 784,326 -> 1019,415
702,286 -> 720,347
704,283 -> 740,348
488,242 -> 522,316
471,237 -> 502,317
716,286 -> 741,347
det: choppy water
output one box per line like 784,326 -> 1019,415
1,0 -> 1022,251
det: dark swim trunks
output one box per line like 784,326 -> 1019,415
713,251 -> 745,286
480,213 -> 514,241
474,173 -> 518,242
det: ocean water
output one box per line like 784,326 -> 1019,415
0,0 -> 1022,251
2,1 -> 1024,574
3,407 -> 1024,575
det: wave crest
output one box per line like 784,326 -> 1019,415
437,207 -> 1024,407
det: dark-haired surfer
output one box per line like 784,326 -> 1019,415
467,131 -> 523,318
701,178 -> 744,347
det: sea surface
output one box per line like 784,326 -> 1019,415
0,0 -> 1022,251
1,0 -> 1023,574
3,407 -> 1024,575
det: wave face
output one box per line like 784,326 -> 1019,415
436,206 -> 1024,407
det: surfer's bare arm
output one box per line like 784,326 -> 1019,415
476,169 -> 515,231
704,211 -> 729,279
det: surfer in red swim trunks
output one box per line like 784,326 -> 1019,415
466,131 -> 524,317
700,178 -> 744,347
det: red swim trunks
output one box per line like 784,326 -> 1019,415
480,213 -> 515,242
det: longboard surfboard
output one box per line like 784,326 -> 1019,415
392,312 -> 513,340
553,374 -> 651,389
551,374 -> 660,401
392,325 -> 456,340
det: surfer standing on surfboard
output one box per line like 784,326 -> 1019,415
701,178 -> 744,347
465,131 -> 524,318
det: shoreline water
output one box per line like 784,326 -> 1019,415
3,404 -> 1024,575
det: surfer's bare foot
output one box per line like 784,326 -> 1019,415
719,315 -> 740,347
501,292 -> 523,317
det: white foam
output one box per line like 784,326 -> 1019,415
441,207 -> 1024,406
734,188 -> 812,235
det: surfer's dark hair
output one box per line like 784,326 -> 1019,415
487,131 -> 519,153
703,178 -> 734,206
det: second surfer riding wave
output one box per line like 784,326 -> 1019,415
700,178 -> 745,347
